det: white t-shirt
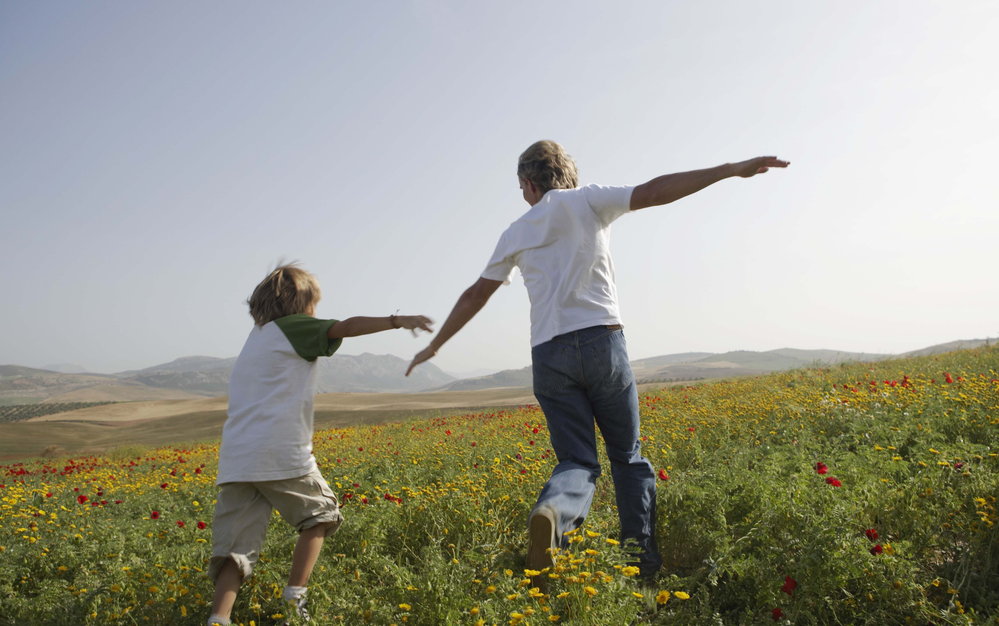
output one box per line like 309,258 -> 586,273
217,314 -> 342,484
481,184 -> 633,347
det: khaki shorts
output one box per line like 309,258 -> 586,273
208,467 -> 343,581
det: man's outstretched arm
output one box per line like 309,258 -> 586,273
406,277 -> 503,376
629,156 -> 789,211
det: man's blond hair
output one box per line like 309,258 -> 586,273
247,263 -> 322,326
517,140 -> 579,194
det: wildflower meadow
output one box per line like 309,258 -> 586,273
1,346 -> 997,625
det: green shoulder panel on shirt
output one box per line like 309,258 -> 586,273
273,315 -> 343,361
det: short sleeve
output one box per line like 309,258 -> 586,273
273,315 -> 343,361
582,184 -> 633,226
481,229 -> 517,284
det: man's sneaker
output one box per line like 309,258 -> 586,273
527,507 -> 557,589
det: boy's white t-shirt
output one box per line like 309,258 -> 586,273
481,184 -> 633,347
217,314 -> 342,485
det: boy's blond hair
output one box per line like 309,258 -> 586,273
517,140 -> 579,194
247,264 -> 322,326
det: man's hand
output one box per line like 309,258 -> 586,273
731,156 -> 789,178
406,346 -> 437,376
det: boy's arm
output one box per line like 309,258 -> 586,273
629,156 -> 788,211
328,315 -> 433,339
406,277 -> 502,376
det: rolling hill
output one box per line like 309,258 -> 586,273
2,338 -> 993,403
0,353 -> 455,403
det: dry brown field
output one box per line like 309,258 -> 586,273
0,383 -> 680,462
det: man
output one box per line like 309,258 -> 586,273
407,140 -> 788,579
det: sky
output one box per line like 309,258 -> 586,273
2,2 -> 997,378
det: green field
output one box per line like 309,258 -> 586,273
0,402 -> 118,424
1,347 -> 997,624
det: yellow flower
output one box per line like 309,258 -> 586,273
583,586 -> 598,597
621,566 -> 640,577
632,592 -> 645,599
604,538 -> 620,546
399,603 -> 412,611
656,590 -> 671,604
674,591 -> 691,600
524,569 -> 542,577
556,592 -> 570,599
585,530 -> 601,537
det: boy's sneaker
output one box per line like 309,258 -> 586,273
282,589 -> 310,623
526,507 -> 557,589
292,594 -> 310,622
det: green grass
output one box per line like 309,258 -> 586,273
1,347 -> 997,624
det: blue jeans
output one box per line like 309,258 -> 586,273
531,325 -> 661,574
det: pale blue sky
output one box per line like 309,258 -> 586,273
2,2 -> 997,376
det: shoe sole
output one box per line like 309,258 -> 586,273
527,509 -> 556,586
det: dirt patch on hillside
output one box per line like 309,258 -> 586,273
2,383 -> 682,462
1,387 -> 538,462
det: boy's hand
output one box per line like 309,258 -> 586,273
406,346 -> 437,376
732,156 -> 789,178
396,315 -> 435,336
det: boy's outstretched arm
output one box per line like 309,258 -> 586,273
629,156 -> 789,211
328,315 -> 433,339
406,277 -> 502,376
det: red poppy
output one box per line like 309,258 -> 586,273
944,372 -> 954,384
160,483 -> 168,489
814,462 -> 828,475
865,528 -> 879,541
772,607 -> 784,621
197,521 -> 207,530
151,510 -> 160,519
657,469 -> 669,481
825,477 -> 842,487
870,544 -> 883,555
780,576 -> 797,595
77,495 -> 88,504
176,520 -> 186,528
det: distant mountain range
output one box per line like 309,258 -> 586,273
0,353 -> 454,404
1,338 -> 993,404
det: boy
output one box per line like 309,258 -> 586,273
208,264 -> 433,625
